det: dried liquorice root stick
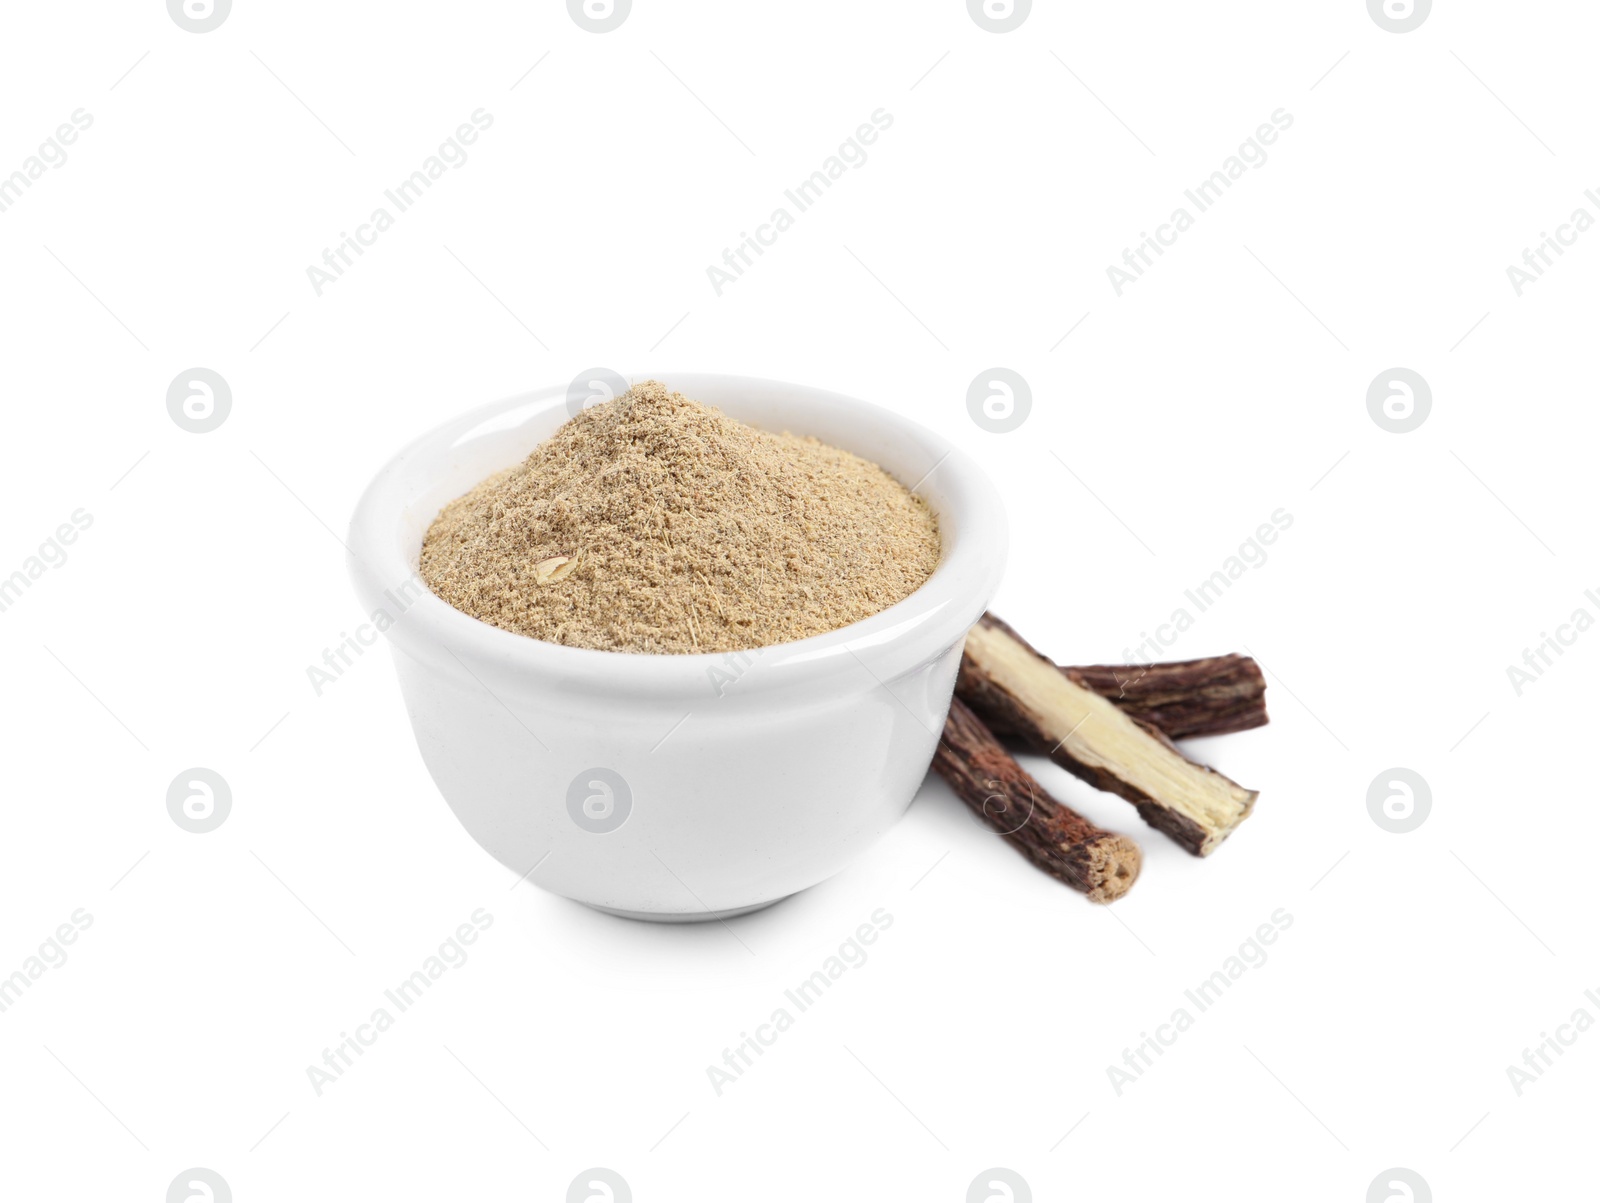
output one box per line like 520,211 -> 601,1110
973,618 -> 1267,739
957,615 -> 1258,857
1063,651 -> 1268,739
933,697 -> 1142,903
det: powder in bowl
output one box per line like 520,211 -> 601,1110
418,380 -> 941,654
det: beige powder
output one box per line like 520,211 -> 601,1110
419,380 -> 941,654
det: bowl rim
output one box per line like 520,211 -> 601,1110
347,372 -> 1008,702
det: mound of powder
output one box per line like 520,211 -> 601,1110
419,380 -> 941,654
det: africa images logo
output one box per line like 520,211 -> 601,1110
1367,0 -> 1430,34
168,0 -> 231,33
568,0 -> 631,33
967,0 -> 1030,34
567,769 -> 632,833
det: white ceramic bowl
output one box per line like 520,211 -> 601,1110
347,373 -> 1007,920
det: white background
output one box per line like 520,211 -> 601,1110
1,1 -> 1594,1199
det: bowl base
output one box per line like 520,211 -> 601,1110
584,896 -> 790,923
